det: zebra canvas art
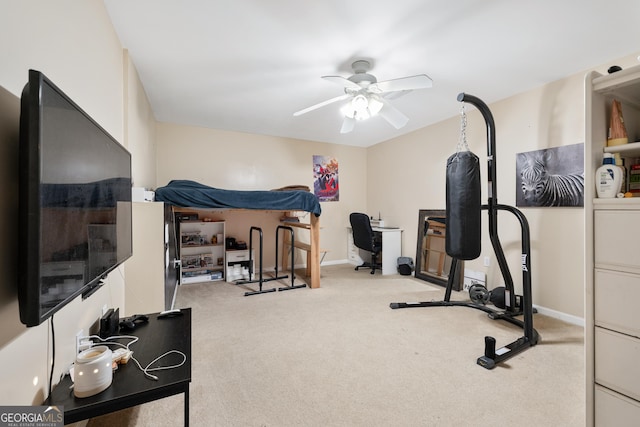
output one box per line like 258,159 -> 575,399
516,143 -> 584,207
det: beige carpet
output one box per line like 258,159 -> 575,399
88,264 -> 585,426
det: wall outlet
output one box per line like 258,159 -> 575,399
76,329 -> 92,353
75,330 -> 84,354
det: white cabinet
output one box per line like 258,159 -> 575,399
226,249 -> 254,282
347,226 -> 403,275
586,64 -> 640,426
346,230 -> 364,265
179,220 -> 225,284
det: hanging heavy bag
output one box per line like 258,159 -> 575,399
446,151 -> 481,259
445,107 -> 482,260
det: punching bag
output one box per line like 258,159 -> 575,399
445,150 -> 481,260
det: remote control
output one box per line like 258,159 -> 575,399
158,309 -> 182,318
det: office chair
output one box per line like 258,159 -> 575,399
349,212 -> 382,274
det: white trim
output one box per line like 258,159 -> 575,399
533,304 -> 585,327
320,259 -> 349,266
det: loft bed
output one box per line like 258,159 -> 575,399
154,180 -> 323,288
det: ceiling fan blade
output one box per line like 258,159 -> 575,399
378,99 -> 409,129
370,74 -> 433,93
340,116 -> 356,134
322,75 -> 362,91
293,93 -> 351,116
383,90 -> 411,101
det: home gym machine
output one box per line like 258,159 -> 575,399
274,225 -> 307,292
390,93 -> 539,369
236,226 -> 276,296
236,225 -> 306,296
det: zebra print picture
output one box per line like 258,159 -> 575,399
516,143 -> 584,207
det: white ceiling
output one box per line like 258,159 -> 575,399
104,0 -> 640,148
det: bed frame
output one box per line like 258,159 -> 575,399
155,181 -> 323,288
173,207 -> 322,289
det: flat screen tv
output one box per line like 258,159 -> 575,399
18,69 -> 132,327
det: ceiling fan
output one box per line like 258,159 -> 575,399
294,60 -> 433,134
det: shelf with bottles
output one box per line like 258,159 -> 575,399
598,145 -> 640,199
586,63 -> 640,425
594,69 -> 640,201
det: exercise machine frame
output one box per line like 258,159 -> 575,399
390,93 -> 539,369
235,225 -> 306,296
236,226 -> 277,296
274,225 -> 306,291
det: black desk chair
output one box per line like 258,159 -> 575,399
349,212 -> 382,274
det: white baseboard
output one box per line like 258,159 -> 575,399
321,259 -> 349,266
533,304 -> 584,327
288,259 -> 348,270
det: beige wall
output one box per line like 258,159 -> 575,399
0,0 -> 156,407
155,123 -> 367,267
124,50 -> 158,189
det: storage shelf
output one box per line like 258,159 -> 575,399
587,63 -> 640,425
593,67 -> 640,109
182,266 -> 223,273
181,275 -> 224,285
593,197 -> 640,209
603,140 -> 640,158
179,219 -> 225,284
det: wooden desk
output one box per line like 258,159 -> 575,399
45,309 -> 192,425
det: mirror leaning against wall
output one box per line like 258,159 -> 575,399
414,209 -> 463,290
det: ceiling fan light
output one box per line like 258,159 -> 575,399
353,95 -> 372,120
340,103 -> 355,118
352,94 -> 369,113
368,97 -> 383,116
341,94 -> 372,120
354,109 -> 370,121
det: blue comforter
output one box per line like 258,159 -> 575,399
155,180 -> 321,216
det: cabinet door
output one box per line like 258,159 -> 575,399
594,210 -> 640,273
164,204 -> 179,309
594,269 -> 640,336
595,328 -> 640,401
124,202 -> 167,316
595,385 -> 640,427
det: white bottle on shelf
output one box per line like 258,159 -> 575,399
595,152 -> 622,198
